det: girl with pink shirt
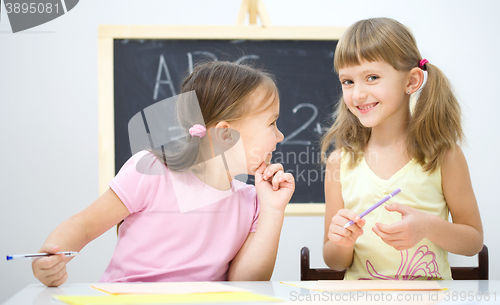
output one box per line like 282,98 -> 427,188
32,61 -> 295,286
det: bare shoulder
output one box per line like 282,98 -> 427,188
441,144 -> 469,176
440,143 -> 476,213
326,149 -> 342,170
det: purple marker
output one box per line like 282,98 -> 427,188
343,188 -> 401,229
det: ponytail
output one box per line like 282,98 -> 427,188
408,63 -> 464,173
148,90 -> 207,173
149,135 -> 203,172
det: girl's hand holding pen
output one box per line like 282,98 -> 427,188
254,162 -> 295,214
32,245 -> 69,287
328,209 -> 366,248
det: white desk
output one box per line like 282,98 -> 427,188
3,280 -> 499,304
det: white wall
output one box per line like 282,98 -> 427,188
1,0 -> 498,302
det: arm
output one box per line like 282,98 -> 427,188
373,145 -> 483,256
32,188 -> 130,286
428,144 -> 483,255
227,162 -> 294,281
323,150 -> 365,271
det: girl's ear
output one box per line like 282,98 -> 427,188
213,122 -> 234,146
406,67 -> 425,95
214,121 -> 229,130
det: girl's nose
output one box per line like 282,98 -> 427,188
276,128 -> 284,143
352,85 -> 367,102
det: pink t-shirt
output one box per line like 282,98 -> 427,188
100,151 -> 259,282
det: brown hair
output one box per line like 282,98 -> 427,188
151,61 -> 278,171
320,17 -> 464,173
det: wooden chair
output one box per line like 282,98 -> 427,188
301,245 -> 488,281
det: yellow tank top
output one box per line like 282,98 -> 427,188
340,149 -> 452,280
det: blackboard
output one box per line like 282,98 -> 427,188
98,25 -> 346,215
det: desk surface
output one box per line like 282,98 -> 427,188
3,280 -> 499,305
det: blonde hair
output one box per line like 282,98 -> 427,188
320,17 -> 463,173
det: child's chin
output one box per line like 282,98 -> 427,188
248,162 -> 265,175
249,166 -> 258,175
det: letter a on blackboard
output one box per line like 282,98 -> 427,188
153,55 -> 176,100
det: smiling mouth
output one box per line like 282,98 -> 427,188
357,102 -> 379,110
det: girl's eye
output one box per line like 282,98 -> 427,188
270,120 -> 277,126
367,75 -> 379,81
341,79 -> 353,85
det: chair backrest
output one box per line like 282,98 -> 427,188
301,245 -> 488,281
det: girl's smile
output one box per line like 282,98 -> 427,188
356,102 -> 379,114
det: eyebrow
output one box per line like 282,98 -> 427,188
360,69 -> 381,75
339,69 -> 381,78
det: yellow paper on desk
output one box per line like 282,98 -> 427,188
91,282 -> 246,295
55,291 -> 281,305
312,280 -> 444,291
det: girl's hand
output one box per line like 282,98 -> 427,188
32,245 -> 68,287
372,203 -> 432,251
327,209 -> 366,248
254,162 -> 295,214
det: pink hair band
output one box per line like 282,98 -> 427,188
189,124 -> 206,138
419,59 -> 429,70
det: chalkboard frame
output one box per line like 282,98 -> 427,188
98,25 -> 346,216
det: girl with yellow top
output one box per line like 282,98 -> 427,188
321,17 -> 483,280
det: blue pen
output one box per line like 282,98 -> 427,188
343,188 -> 401,229
6,251 -> 78,261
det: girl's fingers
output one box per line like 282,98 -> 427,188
37,258 -> 66,282
34,244 -> 63,270
328,225 -> 363,246
328,231 -> 344,244
38,253 -> 65,270
50,258 -> 67,275
372,226 -> 404,243
329,211 -> 364,243
262,163 -> 284,181
33,251 -> 68,285
328,210 -> 368,248
330,219 -> 359,237
280,173 -> 295,187
375,222 -> 402,234
254,162 -> 268,182
46,245 -> 60,254
270,171 -> 295,191
283,172 -> 294,182
344,223 -> 363,238
47,263 -> 67,281
258,162 -> 294,191
271,171 -> 284,190
41,262 -> 67,286
338,209 -> 364,227
49,271 -> 68,287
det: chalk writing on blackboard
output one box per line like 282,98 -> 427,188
114,39 -> 341,203
153,55 -> 176,100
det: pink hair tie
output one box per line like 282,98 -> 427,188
419,59 -> 429,70
189,124 -> 206,138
